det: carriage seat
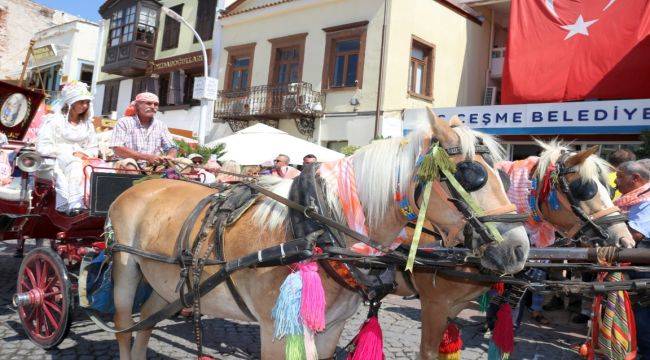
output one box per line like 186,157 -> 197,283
0,179 -> 26,202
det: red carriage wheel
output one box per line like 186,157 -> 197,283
13,246 -> 73,349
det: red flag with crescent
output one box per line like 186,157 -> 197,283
502,0 -> 650,104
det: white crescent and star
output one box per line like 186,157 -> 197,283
543,0 -> 615,40
560,15 -> 598,40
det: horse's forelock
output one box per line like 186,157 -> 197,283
535,139 -> 612,185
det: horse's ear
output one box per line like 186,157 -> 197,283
448,115 -> 463,127
426,108 -> 457,145
565,146 -> 599,168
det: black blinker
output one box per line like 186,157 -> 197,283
454,161 -> 488,192
569,179 -> 598,201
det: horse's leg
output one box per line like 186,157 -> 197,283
419,297 -> 449,360
315,321 -> 347,359
113,251 -> 142,360
131,291 -> 168,360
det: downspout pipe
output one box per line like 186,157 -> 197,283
373,0 -> 390,139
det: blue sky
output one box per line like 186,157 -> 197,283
35,0 -> 104,22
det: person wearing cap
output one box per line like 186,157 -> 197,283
36,81 -> 98,214
187,153 -> 204,165
110,92 -> 177,171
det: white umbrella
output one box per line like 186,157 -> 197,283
205,123 -> 344,165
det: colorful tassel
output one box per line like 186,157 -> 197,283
492,303 -> 514,357
298,262 -> 326,332
304,327 -> 319,360
347,316 -> 384,360
488,340 -> 507,360
285,335 -> 307,360
272,271 -> 303,339
417,142 -> 457,182
438,323 -> 462,360
478,292 -> 490,313
492,282 -> 505,296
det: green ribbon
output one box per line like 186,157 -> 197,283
405,181 -> 432,272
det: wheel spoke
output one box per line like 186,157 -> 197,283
43,290 -> 61,298
42,304 -> 60,331
25,267 -> 37,289
40,260 -> 49,288
44,300 -> 63,316
41,310 -> 51,337
34,260 -> 43,288
19,279 -> 30,291
43,276 -> 57,292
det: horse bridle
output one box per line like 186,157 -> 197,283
539,151 -> 627,244
407,139 -> 527,254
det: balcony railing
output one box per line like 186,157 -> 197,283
214,82 -> 324,120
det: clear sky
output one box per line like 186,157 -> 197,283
34,0 -> 105,22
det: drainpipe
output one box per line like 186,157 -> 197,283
484,9 -> 495,95
373,0 -> 390,139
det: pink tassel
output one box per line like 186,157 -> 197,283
298,261 -> 326,332
347,316 -> 384,360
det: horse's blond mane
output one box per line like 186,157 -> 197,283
253,122 -> 506,231
535,139 -> 612,185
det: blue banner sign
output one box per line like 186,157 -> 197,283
403,99 -> 650,135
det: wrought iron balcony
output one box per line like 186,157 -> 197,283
214,82 -> 325,120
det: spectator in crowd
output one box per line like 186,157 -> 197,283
216,160 -> 242,183
614,160 -> 650,358
271,154 -> 300,179
36,82 -> 99,214
608,149 -> 636,199
638,158 -> 650,171
187,153 -> 204,165
303,154 -> 317,166
110,92 -> 178,172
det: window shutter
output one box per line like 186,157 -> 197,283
167,71 -> 186,105
195,0 -> 216,42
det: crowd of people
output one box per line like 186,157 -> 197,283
0,82 -> 315,215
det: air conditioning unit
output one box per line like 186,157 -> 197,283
483,86 -> 497,105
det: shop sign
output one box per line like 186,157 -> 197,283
404,99 -> 650,135
151,50 -> 211,74
32,44 -> 57,61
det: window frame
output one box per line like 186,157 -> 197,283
407,35 -> 435,102
322,21 -> 368,91
101,80 -> 120,115
267,33 -> 307,86
224,43 -> 256,91
107,5 -> 137,48
161,4 -> 183,51
194,0 -> 216,43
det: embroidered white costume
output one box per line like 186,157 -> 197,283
36,82 -> 98,212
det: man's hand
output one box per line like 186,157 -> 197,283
142,154 -> 163,164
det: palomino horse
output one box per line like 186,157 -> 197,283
397,140 -> 635,360
108,110 -> 530,359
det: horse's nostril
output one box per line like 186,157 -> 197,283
514,245 -> 525,261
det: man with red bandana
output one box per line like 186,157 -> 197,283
110,92 -> 178,171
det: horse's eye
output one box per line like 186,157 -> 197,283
569,179 -> 598,201
454,161 -> 488,192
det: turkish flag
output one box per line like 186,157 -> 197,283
502,0 -> 650,104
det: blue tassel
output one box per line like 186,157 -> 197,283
272,271 -> 303,339
548,189 -> 560,211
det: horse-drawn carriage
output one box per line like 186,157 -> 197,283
0,81 -> 151,348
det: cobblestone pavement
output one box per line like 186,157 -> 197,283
0,241 -> 588,359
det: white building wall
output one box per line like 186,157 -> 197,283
93,83 -> 105,117
116,79 -> 134,118
0,0 -> 80,80
156,107 -> 203,134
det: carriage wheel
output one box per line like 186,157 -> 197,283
13,246 -> 72,349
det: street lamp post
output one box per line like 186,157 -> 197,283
160,6 -> 215,145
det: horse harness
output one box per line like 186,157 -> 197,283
532,151 -> 627,244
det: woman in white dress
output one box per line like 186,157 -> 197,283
37,82 -> 98,214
